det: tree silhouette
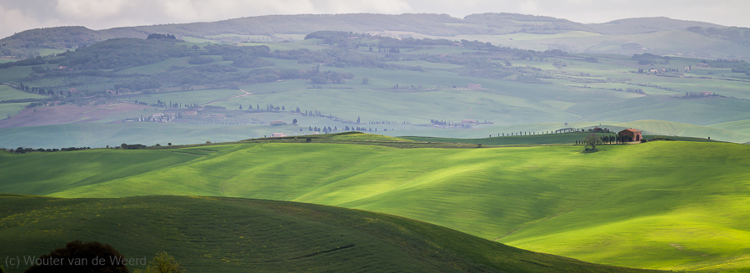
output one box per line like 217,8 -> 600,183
24,240 -> 129,273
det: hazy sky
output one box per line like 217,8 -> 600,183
1,0 -> 748,38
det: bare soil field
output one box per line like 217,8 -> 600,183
0,103 -> 152,128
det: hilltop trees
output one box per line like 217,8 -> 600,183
146,33 -> 176,40
632,53 -> 669,65
56,38 -> 189,70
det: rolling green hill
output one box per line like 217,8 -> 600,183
0,194 -> 657,273
710,119 -> 750,137
2,136 -> 749,271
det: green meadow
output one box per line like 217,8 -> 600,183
2,15 -> 750,273
0,85 -> 47,101
2,136 -> 749,271
0,195 -> 657,273
0,85 -> 51,120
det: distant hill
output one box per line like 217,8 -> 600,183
1,13 -> 747,59
0,194 -> 656,273
591,17 -> 724,35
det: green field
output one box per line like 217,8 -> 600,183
0,103 -> 31,120
0,85 -> 48,120
0,85 -> 46,101
0,194 -> 657,273
2,137 -> 749,271
710,119 -> 750,137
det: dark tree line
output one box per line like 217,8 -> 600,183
147,33 -> 176,40
10,146 -> 91,153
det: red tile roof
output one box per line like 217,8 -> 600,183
620,128 -> 642,133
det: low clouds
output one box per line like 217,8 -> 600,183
55,0 -> 129,19
518,1 -> 539,14
0,0 -> 413,37
0,0 -> 747,39
0,2 -> 56,37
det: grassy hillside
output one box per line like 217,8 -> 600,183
2,138 -> 749,271
710,119 -> 750,137
0,195 -> 656,273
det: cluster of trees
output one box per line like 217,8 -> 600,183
493,129 -> 588,137
610,87 -> 646,94
307,125 -> 337,133
53,38 -> 190,70
24,241 -> 130,273
577,134 -> 645,149
367,120 -> 409,125
120,143 -> 148,149
343,126 -> 388,132
581,134 -> 604,151
9,146 -> 91,153
430,119 -> 455,126
632,53 -> 670,65
17,82 -> 55,95
146,33 -> 177,40
304,31 -> 371,45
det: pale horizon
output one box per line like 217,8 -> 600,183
0,0 -> 748,38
